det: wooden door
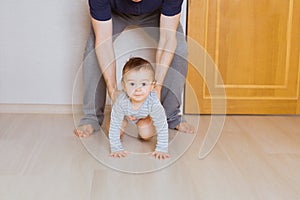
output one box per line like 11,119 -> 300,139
184,0 -> 300,114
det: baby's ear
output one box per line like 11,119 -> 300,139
152,80 -> 157,89
151,83 -> 155,90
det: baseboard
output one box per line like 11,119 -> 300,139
0,104 -> 83,114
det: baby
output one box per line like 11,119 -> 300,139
109,57 -> 170,160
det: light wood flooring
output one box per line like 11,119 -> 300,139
0,113 -> 300,200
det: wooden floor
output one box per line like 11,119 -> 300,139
0,113 -> 300,200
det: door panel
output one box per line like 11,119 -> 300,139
185,0 -> 300,114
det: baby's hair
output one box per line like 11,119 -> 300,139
122,57 -> 155,81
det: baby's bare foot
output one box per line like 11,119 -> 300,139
74,124 -> 94,138
175,122 -> 195,134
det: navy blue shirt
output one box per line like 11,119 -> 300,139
89,0 -> 183,21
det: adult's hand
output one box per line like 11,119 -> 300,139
91,18 -> 118,104
155,14 -> 180,92
110,89 -> 121,103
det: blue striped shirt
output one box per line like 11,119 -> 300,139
109,91 -> 169,153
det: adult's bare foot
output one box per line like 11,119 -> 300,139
73,124 -> 94,138
175,122 -> 195,134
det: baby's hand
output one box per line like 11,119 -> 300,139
151,151 -> 170,160
110,150 -> 128,158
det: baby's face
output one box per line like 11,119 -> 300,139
122,69 -> 154,104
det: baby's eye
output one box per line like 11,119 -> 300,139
129,82 -> 135,86
141,82 -> 147,86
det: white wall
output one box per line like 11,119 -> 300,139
0,0 -> 90,104
0,0 -> 187,105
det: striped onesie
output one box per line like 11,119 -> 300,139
109,91 -> 169,153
